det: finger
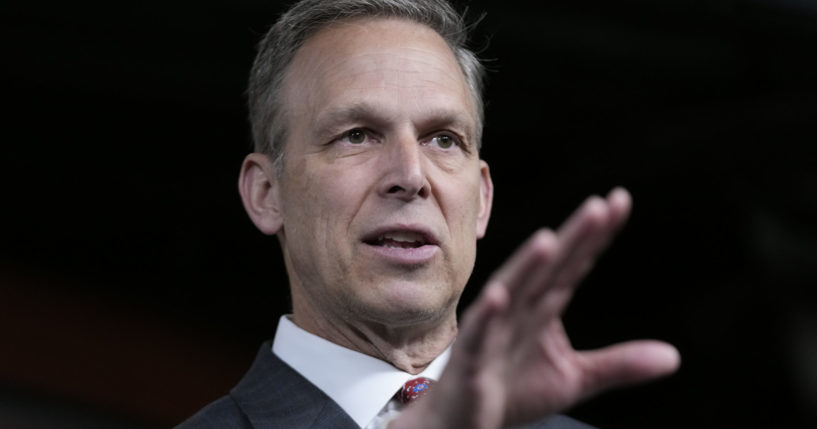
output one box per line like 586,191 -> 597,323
555,188 -> 631,258
468,230 -> 563,355
495,194 -> 616,326
576,340 -> 680,399
523,196 -> 613,313
491,188 -> 628,305
553,193 -> 621,266
425,286 -> 510,429
606,187 -> 632,229
455,281 -> 509,357
487,228 -> 560,297
484,189 -> 632,330
532,189 -> 632,316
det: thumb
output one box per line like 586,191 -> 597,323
578,340 -> 680,398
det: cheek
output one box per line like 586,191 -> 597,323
284,163 -> 366,243
280,168 -> 328,250
442,174 -> 483,231
437,174 -> 483,266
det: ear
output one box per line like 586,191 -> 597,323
238,153 -> 283,235
476,160 -> 494,239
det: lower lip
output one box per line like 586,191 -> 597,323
363,243 -> 438,265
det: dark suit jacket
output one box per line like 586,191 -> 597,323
176,341 -> 597,429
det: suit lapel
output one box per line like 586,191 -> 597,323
230,341 -> 359,429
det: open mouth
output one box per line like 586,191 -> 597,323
366,231 -> 428,249
362,228 -> 438,250
361,227 -> 439,263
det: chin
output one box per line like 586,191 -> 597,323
346,280 -> 460,327
357,305 -> 450,329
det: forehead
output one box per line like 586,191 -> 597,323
279,17 -> 476,135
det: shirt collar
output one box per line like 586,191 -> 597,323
272,316 -> 450,429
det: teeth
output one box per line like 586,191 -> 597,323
381,231 -> 424,243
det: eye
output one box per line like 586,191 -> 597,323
345,128 -> 367,144
428,133 -> 460,150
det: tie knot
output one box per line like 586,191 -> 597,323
400,377 -> 434,404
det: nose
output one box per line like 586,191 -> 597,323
378,134 -> 430,201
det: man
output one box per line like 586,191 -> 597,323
178,0 -> 680,428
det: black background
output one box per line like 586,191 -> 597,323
4,0 -> 817,427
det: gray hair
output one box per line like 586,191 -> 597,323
247,0 -> 486,171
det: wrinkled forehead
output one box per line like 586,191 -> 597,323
279,17 -> 477,129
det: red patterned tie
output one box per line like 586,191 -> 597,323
400,377 -> 434,404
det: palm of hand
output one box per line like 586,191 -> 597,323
396,189 -> 680,429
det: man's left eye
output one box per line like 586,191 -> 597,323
430,134 -> 457,149
345,129 -> 368,144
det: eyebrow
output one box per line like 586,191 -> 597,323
313,102 -> 387,138
313,101 -> 476,147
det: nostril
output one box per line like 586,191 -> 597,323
387,185 -> 403,193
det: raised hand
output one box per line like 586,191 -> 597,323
393,188 -> 680,429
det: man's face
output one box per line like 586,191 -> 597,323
274,18 -> 492,329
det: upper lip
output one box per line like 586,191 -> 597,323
361,224 -> 440,246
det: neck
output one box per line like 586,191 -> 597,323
292,304 -> 458,374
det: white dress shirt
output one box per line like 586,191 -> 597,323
272,316 -> 450,429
